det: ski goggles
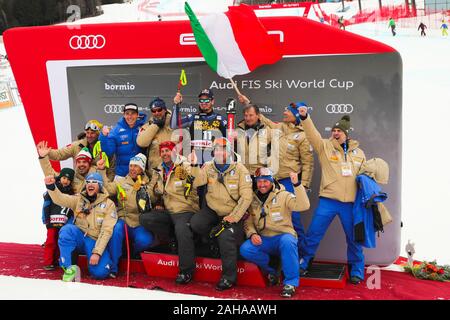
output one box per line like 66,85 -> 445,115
85,180 -> 100,185
85,122 -> 100,132
151,107 -> 163,113
199,98 -> 211,104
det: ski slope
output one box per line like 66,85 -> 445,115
0,0 -> 449,298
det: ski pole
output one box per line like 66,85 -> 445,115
124,222 -> 130,287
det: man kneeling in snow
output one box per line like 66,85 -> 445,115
44,174 -> 121,281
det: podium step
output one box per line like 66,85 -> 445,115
301,262 -> 348,289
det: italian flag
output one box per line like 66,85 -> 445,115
185,2 -> 282,79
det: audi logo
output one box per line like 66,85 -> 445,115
104,104 -> 124,114
326,104 -> 354,114
69,35 -> 106,50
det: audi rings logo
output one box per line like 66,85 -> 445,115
69,35 -> 106,50
326,104 -> 354,114
104,104 -> 124,114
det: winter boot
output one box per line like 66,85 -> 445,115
280,284 -> 296,298
62,265 -> 80,282
215,278 -> 235,291
175,272 -> 193,285
267,273 -> 280,286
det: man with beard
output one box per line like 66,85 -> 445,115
171,89 -> 227,164
137,98 -> 176,177
44,173 -> 121,281
240,168 -> 310,298
97,153 -> 154,277
40,119 -> 103,166
37,142 -> 97,193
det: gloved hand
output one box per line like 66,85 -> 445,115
209,220 -> 232,239
153,117 -> 165,128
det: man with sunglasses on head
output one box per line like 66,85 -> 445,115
100,103 -> 148,180
137,98 -> 176,177
44,172 -> 122,282
38,119 -> 103,167
139,141 -> 200,285
171,89 -> 227,165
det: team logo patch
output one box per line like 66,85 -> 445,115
99,203 -> 106,209
230,170 -> 235,176
245,175 -> 252,183
111,211 -> 117,219
352,149 -> 358,154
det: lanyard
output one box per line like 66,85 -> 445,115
343,140 -> 348,162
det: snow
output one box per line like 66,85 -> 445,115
0,0 -> 450,297
0,275 -> 216,300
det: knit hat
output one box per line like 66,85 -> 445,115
75,147 -> 93,163
85,172 -> 103,189
255,167 -> 274,183
84,119 -> 103,133
332,115 -> 351,136
149,97 -> 167,110
159,141 -> 176,153
129,153 -> 147,172
58,168 -> 75,182
287,102 -> 306,125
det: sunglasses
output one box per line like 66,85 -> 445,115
151,107 -> 163,113
85,180 -> 99,185
85,122 -> 100,132
199,98 -> 211,104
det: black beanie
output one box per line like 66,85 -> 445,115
58,168 -> 75,182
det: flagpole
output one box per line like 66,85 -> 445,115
228,78 -> 242,97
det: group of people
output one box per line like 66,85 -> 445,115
37,87 -> 389,298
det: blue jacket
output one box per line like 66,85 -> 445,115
100,113 -> 147,177
353,174 -> 387,248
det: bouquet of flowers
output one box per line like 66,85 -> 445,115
404,260 -> 450,282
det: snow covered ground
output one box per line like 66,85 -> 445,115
0,0 -> 449,298
0,275 -> 216,300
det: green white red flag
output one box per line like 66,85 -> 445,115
185,2 -> 282,79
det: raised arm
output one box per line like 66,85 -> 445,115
45,176 -> 78,211
298,107 -> 324,153
285,173 -> 310,212
298,135 -> 314,188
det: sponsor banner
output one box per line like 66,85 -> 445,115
0,84 -> 14,109
141,252 -> 266,288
